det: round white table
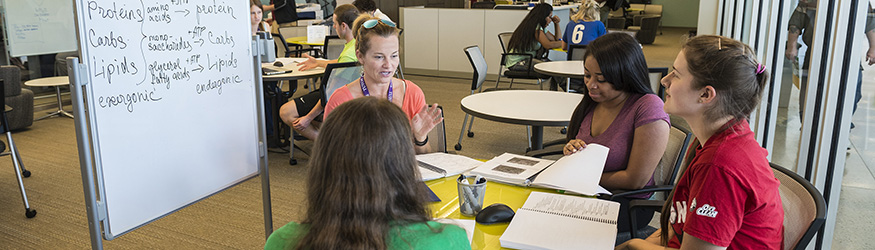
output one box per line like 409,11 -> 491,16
460,90 -> 582,150
534,60 -> 585,92
261,57 -> 325,81
24,76 -> 74,120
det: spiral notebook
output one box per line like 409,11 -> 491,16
499,192 -> 620,250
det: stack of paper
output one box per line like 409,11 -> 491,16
416,153 -> 483,181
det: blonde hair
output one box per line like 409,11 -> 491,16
571,0 -> 601,23
352,14 -> 400,55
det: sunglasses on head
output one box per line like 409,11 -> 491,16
362,19 -> 396,29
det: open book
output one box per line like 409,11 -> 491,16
416,153 -> 483,181
500,192 -> 620,250
470,144 -> 610,196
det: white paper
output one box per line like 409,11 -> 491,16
307,25 -> 328,44
531,144 -> 610,196
416,153 -> 483,181
500,192 -> 620,250
435,218 -> 476,244
469,153 -> 554,185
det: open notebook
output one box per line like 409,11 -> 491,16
416,153 -> 483,181
500,192 -> 620,249
470,144 -> 611,196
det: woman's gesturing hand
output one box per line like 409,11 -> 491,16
411,104 -> 443,143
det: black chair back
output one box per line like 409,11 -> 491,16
464,45 -> 488,92
567,44 -> 587,61
320,62 -> 362,106
321,35 -> 344,59
494,4 -> 528,10
648,67 -> 668,99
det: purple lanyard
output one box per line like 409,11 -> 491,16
359,76 -> 393,102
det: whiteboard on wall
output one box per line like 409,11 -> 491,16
73,0 -> 260,239
1,0 -> 77,56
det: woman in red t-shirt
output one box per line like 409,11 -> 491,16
616,35 -> 784,250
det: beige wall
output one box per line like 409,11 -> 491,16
651,0 -> 700,28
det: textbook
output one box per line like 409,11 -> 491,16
416,153 -> 483,181
499,192 -> 621,250
469,144 -> 610,196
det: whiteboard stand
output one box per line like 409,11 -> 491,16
68,34 -> 276,249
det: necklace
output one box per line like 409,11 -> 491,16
359,76 -> 393,101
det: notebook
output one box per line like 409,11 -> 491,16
416,153 -> 483,181
469,144 -> 611,196
499,192 -> 621,250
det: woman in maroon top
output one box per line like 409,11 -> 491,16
615,36 -> 783,250
562,32 -> 670,233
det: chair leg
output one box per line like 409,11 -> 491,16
526,126 -> 532,151
6,132 -> 35,218
455,114 -> 471,150
538,79 -> 543,90
509,78 -> 515,89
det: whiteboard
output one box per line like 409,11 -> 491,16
1,0 -> 78,56
73,0 -> 260,239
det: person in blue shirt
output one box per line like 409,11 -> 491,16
563,0 -> 606,50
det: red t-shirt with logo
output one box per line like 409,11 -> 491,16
666,120 -> 783,249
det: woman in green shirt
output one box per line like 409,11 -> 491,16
506,3 -> 565,90
265,97 -> 470,250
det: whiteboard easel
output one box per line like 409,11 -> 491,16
69,0 -> 274,248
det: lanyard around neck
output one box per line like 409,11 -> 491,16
359,76 -> 393,102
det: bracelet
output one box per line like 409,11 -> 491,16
414,136 -> 429,146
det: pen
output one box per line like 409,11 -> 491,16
264,69 -> 293,75
418,160 -> 447,176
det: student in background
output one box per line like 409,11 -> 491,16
250,0 -> 270,36
277,4 -> 359,140
353,0 -> 392,22
505,3 -> 564,90
265,97 -> 470,250
615,35 -> 783,250
561,33 -> 669,233
563,0 -> 606,50
324,15 -> 443,154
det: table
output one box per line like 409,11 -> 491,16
285,36 -> 324,46
285,36 -> 324,57
261,57 -> 325,148
24,76 -> 74,120
460,90 -> 582,150
426,176 -> 555,249
261,57 -> 325,81
534,60 -> 586,91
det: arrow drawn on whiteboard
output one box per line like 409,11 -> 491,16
175,9 -> 190,17
193,38 -> 204,47
192,65 -> 204,72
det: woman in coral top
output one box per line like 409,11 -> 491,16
324,15 -> 442,154
616,35 -> 783,250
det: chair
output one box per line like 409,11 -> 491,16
643,4 -> 663,34
321,35 -> 345,60
648,67 -> 668,99
0,78 -> 37,218
426,105 -> 448,153
606,17 -> 627,30
495,32 -> 547,89
634,16 -> 661,44
527,123 -> 692,238
0,66 -> 34,130
472,1 -> 496,9
456,45 -> 532,151
566,44 -> 587,61
288,62 -> 361,165
771,163 -> 826,250
271,32 -> 295,57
